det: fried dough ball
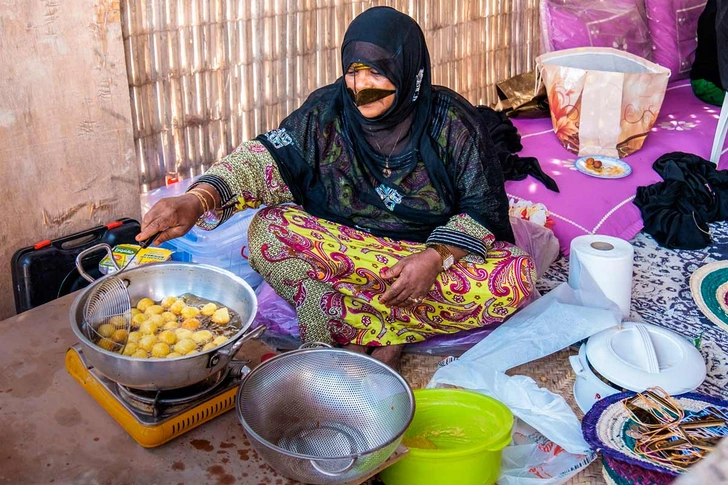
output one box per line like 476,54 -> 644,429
97,323 -> 116,338
138,335 -> 157,352
174,328 -> 194,340
127,331 -> 142,343
212,335 -> 229,346
161,311 -> 178,322
157,330 -> 177,345
169,299 -> 186,315
122,342 -> 138,356
136,298 -> 155,312
131,349 -> 149,359
211,307 -> 231,325
180,306 -> 201,320
131,308 -> 142,316
112,329 -> 128,343
131,313 -> 148,326
162,320 -> 181,331
192,330 -> 213,344
174,338 -> 197,355
97,338 -> 116,351
187,350 -> 199,355
160,296 -> 178,309
139,320 -> 159,336
181,318 -> 201,331
151,342 -> 171,358
202,342 -> 216,351
108,315 -> 127,328
166,352 -> 182,359
146,314 -> 164,328
200,303 -> 218,316
144,304 -> 165,315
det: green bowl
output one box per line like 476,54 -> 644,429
380,388 -> 513,485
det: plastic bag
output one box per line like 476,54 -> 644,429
500,422 -> 596,485
428,269 -> 623,484
494,70 -> 550,119
537,47 -> 670,158
250,282 -> 301,350
510,215 -> 559,279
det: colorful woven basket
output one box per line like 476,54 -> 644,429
582,391 -> 728,476
690,261 -> 728,333
601,455 -> 674,485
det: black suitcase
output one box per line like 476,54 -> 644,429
11,218 -> 141,314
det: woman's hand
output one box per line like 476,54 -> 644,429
379,249 -> 442,308
136,194 -> 204,246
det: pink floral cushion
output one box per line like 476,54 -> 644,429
506,81 -> 726,255
540,0 -> 653,60
645,0 -> 707,80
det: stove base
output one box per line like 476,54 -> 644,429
65,344 -> 242,448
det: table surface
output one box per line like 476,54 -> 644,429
0,292 -> 299,485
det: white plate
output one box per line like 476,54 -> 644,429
575,156 -> 632,179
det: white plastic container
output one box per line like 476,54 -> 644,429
141,178 -> 263,289
570,322 -> 706,413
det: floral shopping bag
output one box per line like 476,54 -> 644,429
536,47 -> 671,158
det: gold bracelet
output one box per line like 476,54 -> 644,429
188,190 -> 209,213
190,187 -> 218,211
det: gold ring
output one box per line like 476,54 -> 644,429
412,297 -> 422,304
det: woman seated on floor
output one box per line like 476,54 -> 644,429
138,6 -> 536,370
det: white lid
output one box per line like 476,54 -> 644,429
585,322 -> 706,394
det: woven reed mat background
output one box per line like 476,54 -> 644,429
397,348 -> 607,485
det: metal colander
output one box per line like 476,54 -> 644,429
236,348 -> 414,484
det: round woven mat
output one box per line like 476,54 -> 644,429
602,464 -> 619,485
690,260 -> 728,334
398,347 -> 607,485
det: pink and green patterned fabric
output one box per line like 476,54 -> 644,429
247,205 -> 536,345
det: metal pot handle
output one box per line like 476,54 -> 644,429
309,457 -> 357,477
208,325 -> 266,368
75,243 -> 119,283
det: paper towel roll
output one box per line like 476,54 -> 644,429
569,235 -> 634,318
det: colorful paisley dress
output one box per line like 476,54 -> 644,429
197,140 -> 536,346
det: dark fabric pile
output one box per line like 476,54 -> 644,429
476,106 -> 560,193
634,152 -> 728,249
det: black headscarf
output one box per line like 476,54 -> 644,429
257,6 -> 514,244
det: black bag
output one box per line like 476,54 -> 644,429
11,218 -> 140,313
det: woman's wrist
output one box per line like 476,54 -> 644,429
184,192 -> 208,219
186,183 -> 220,216
425,243 -> 467,271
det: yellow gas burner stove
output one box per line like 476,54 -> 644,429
65,344 -> 248,448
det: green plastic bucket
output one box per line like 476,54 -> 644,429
380,388 -> 513,485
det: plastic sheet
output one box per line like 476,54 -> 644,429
645,0 -> 707,80
540,0 -> 652,60
428,268 -> 624,484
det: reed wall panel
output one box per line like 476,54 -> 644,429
122,0 -> 540,190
